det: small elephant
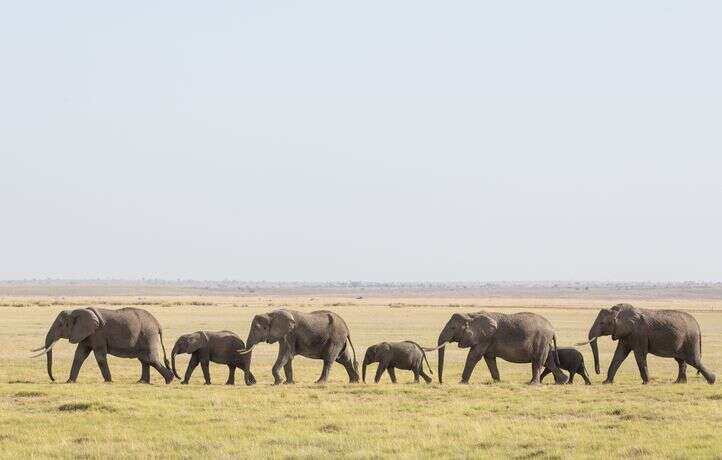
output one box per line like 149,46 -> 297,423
171,331 -> 256,385
362,341 -> 444,384
239,309 -> 359,384
540,347 -> 592,385
436,311 -> 568,385
581,303 -> 716,384
31,307 -> 174,384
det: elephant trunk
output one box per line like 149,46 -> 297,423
362,349 -> 373,383
44,329 -> 57,382
437,324 -> 453,384
171,342 -> 181,380
588,324 -> 601,374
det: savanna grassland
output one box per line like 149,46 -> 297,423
1,285 -> 721,459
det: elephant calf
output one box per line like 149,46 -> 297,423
363,341 -> 443,384
540,347 -> 591,385
171,331 -> 256,385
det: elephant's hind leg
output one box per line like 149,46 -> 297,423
335,347 -> 359,383
687,357 -> 716,384
419,368 -> 433,384
674,359 -> 687,384
529,361 -> 543,385
138,361 -> 150,383
580,367 -> 592,385
539,368 -> 551,383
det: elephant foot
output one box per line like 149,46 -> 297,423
602,379 -> 614,384
528,380 -> 541,386
641,380 -> 649,385
65,379 -> 77,384
283,380 -> 295,385
314,380 -> 328,385
459,379 -> 470,384
204,382 -> 211,385
674,378 -> 687,384
225,381 -> 235,385
180,380 -> 189,385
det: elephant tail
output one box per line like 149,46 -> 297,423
159,329 -> 171,371
552,335 -> 561,367
347,335 -> 358,371
406,341 -> 434,375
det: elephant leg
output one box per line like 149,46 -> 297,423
316,344 -> 343,384
283,361 -> 295,384
530,361 -> 543,385
335,346 -> 360,383
412,367 -> 420,383
387,367 -> 398,384
686,357 -> 716,384
374,362 -> 388,383
200,359 -> 211,385
419,368 -> 432,384
243,363 -> 257,386
67,344 -> 92,383
580,367 -> 592,385
674,359 -> 687,384
539,368 -> 551,383
632,348 -> 649,384
226,365 -> 236,385
460,346 -> 485,384
604,343 -> 631,384
272,348 -> 292,385
183,354 -> 199,384
93,347 -> 112,383
137,361 -> 150,384
567,371 -> 575,384
483,355 -> 501,382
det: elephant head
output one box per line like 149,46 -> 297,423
239,310 -> 296,356
436,312 -> 497,383
30,307 -> 105,381
585,303 -> 641,374
171,331 -> 209,379
362,342 -> 390,383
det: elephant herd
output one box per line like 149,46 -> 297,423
30,303 -> 716,386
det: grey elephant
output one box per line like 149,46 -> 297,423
238,309 -> 359,384
580,303 -> 716,384
30,307 -> 174,383
171,331 -> 256,385
436,311 -> 568,385
362,341 -> 445,384
540,347 -> 591,385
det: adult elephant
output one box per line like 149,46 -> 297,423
238,309 -> 359,384
436,311 -> 568,385
30,307 -> 174,384
581,303 -> 716,384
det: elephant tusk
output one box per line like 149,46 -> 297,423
29,339 -> 60,358
30,345 -> 46,352
423,341 -> 449,352
237,343 -> 257,355
574,338 -> 597,346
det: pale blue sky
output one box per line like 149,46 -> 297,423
1,2 -> 721,281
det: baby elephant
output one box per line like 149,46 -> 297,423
363,341 -> 442,384
171,331 -> 256,385
541,347 -> 591,385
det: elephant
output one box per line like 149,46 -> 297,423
171,330 -> 256,385
580,303 -> 716,384
30,307 -> 174,384
436,311 -> 568,385
540,347 -> 592,385
238,309 -> 359,384
362,341 -> 445,384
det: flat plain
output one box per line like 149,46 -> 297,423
1,284 -> 721,459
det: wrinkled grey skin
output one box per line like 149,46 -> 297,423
437,311 -> 568,385
586,303 -> 716,384
171,331 -> 256,385
35,307 -> 174,384
362,341 -> 438,384
241,309 -> 359,384
540,347 -> 591,385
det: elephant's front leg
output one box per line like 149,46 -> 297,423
272,346 -> 292,385
483,355 -> 501,382
632,348 -> 649,384
182,354 -> 200,384
200,359 -> 211,385
93,347 -> 112,383
374,361 -> 388,383
603,342 -> 631,384
67,344 -> 92,383
460,345 -> 485,384
283,361 -> 295,384
226,365 -> 236,385
387,367 -> 398,383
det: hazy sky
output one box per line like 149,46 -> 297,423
2,2 -> 721,281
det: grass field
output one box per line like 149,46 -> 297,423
1,295 -> 721,458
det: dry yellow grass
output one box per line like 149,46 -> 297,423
1,296 -> 721,458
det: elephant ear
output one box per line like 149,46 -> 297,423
186,331 -> 209,353
269,310 -> 296,342
69,308 -> 101,344
612,305 -> 641,340
470,313 -> 498,339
